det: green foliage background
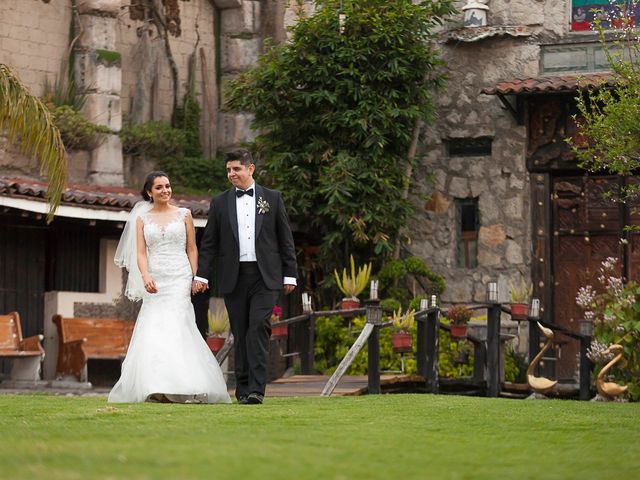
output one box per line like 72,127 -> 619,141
226,0 -> 455,269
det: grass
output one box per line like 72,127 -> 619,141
0,394 -> 639,479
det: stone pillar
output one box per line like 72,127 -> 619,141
214,0 -> 262,149
75,0 -> 124,185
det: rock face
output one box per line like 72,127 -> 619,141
409,0 -> 572,305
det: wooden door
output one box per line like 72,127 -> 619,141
552,175 -> 627,380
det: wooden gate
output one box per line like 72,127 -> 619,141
552,175 -> 639,380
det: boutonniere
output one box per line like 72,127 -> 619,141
257,197 -> 270,215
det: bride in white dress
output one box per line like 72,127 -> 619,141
108,172 -> 231,404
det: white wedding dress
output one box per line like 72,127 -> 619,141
108,208 -> 231,404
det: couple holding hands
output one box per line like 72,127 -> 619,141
108,149 -> 297,405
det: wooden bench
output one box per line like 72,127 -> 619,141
0,312 -> 45,382
52,315 -> 134,383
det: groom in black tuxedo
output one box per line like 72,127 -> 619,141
193,149 -> 297,404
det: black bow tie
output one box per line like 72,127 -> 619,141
236,188 -> 254,198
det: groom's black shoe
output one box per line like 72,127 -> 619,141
247,393 -> 264,404
237,396 -> 249,405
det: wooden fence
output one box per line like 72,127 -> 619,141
216,298 -> 594,400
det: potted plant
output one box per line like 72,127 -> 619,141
509,279 -> 533,320
206,305 -> 230,354
270,305 -> 287,339
334,255 -> 372,309
391,307 -> 415,353
447,305 -> 472,339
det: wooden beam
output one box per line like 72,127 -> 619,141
321,323 -> 374,397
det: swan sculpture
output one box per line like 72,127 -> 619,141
596,344 -> 628,400
527,322 -> 558,394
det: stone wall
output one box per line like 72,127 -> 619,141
118,0 -> 216,124
0,0 -> 72,96
410,0 -> 573,305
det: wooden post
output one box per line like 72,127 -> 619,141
425,307 -> 439,394
417,314 -> 427,377
300,314 -> 315,375
528,319 -> 540,374
472,341 -> 485,382
486,303 -> 501,397
579,335 -> 592,400
366,299 -> 382,394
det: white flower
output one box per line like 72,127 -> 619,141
257,197 -> 270,215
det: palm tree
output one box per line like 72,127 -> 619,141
0,63 -> 67,222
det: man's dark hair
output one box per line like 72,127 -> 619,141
225,149 -> 253,167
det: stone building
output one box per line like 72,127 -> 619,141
415,0 -> 634,380
0,0 -> 630,383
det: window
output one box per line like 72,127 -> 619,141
446,137 -> 492,157
456,198 -> 479,268
571,1 -> 640,32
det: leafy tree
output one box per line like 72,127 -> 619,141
571,14 -> 640,201
226,0 -> 454,270
0,64 -> 67,221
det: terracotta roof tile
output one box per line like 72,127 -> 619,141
0,176 -> 211,218
481,72 -> 617,95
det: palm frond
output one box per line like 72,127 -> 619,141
0,64 -> 67,222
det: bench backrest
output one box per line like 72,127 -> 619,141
0,312 -> 22,352
53,315 -> 134,354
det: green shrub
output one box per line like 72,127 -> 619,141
160,155 -> 229,196
50,105 -> 110,150
120,120 -> 186,158
313,313 -> 474,378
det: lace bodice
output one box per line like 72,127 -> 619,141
141,207 -> 188,255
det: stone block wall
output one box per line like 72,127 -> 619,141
118,0 -> 217,125
412,37 -> 539,306
0,0 -> 72,96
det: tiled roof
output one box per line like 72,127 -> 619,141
0,176 -> 211,217
481,72 -> 616,95
444,25 -> 533,43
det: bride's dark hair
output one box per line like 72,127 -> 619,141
141,171 -> 169,202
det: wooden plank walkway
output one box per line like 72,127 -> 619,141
264,374 -> 425,397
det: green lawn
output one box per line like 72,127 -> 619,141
1,394 -> 638,480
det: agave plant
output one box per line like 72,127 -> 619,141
207,304 -> 230,337
391,307 -> 416,333
334,255 -> 372,300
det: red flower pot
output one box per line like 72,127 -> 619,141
450,324 -> 467,339
510,303 -> 529,320
341,298 -> 360,310
206,336 -> 225,354
271,323 -> 288,339
391,332 -> 412,353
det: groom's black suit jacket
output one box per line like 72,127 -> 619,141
197,184 -> 297,295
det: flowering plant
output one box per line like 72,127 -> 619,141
271,305 -> 283,323
446,305 -> 472,326
576,257 -> 640,400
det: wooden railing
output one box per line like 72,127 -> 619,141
317,299 -> 593,399
216,298 -> 594,400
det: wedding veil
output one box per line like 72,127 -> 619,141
114,201 -> 153,301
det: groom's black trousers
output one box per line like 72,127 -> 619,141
224,262 -> 278,400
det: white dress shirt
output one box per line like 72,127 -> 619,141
237,182 -> 257,262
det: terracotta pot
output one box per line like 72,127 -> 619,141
271,323 -> 288,339
450,324 -> 467,339
341,298 -> 360,310
510,303 -> 529,320
206,336 -> 225,354
391,332 -> 412,353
